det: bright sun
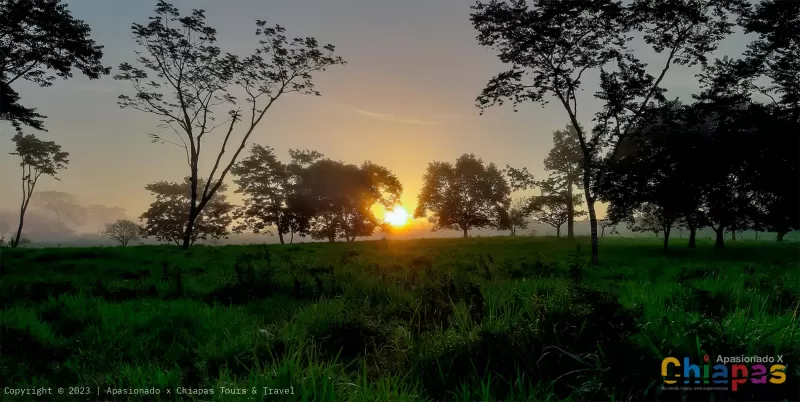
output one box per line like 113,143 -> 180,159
384,206 -> 410,227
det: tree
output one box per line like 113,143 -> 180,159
140,177 -> 234,245
101,219 -> 141,246
600,101 -> 699,251
598,218 -> 617,237
543,124 -> 584,238
414,154 -> 511,238
295,159 -> 402,242
471,0 -> 741,264
232,145 -> 290,244
0,0 -> 109,132
705,0 -> 800,241
30,190 -> 87,226
9,133 -> 68,247
114,1 -> 345,249
628,203 -> 666,238
530,193 -> 581,238
232,146 -> 323,244
508,197 -> 533,236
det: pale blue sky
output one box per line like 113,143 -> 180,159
1,0 -> 750,227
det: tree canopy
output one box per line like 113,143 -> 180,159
294,159 -> 402,242
101,219 -> 141,247
140,177 -> 235,245
0,0 -> 109,132
415,154 -> 511,238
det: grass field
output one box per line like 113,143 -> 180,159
1,237 -> 798,401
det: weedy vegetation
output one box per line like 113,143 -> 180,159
1,237 -> 798,401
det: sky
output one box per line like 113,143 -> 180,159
0,0 -> 753,235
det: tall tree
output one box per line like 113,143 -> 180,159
9,133 -> 69,247
0,0 -> 109,132
115,1 -> 345,249
543,124 -> 584,238
471,0 -> 741,264
414,154 -> 511,238
232,145 -> 292,244
698,0 -> 800,241
600,101 -> 698,251
140,177 -> 234,245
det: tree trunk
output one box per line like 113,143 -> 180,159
567,185 -> 574,239
777,231 -> 787,242
463,227 -> 468,238
663,225 -> 671,252
182,211 -> 197,250
714,225 -> 725,249
688,227 -> 697,249
731,230 -> 736,241
601,226 -> 605,238
278,230 -> 285,245
12,211 -> 24,248
182,169 -> 201,250
556,226 -> 561,238
585,196 -> 599,265
290,230 -> 294,244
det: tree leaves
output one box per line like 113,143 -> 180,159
415,154 -> 511,236
139,177 -> 234,245
0,0 -> 109,132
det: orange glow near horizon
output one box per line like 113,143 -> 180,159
384,205 -> 411,227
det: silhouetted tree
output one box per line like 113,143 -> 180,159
628,203 -> 667,238
0,0 -> 109,132
600,101 -> 699,251
508,197 -> 533,236
115,1 -> 345,249
232,145 -> 308,244
415,154 -> 511,238
140,177 -> 234,245
530,193 -> 583,239
598,218 -> 616,237
471,0 -> 741,264
9,133 -> 68,247
101,219 -> 141,246
543,124 -> 584,238
295,159 -> 402,242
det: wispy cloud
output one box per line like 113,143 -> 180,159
431,112 -> 477,121
350,107 -> 436,126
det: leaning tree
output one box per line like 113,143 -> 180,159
115,1 -> 346,249
9,133 -> 69,247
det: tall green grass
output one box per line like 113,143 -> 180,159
1,237 -> 798,401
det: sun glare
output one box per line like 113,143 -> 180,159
384,206 -> 410,227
